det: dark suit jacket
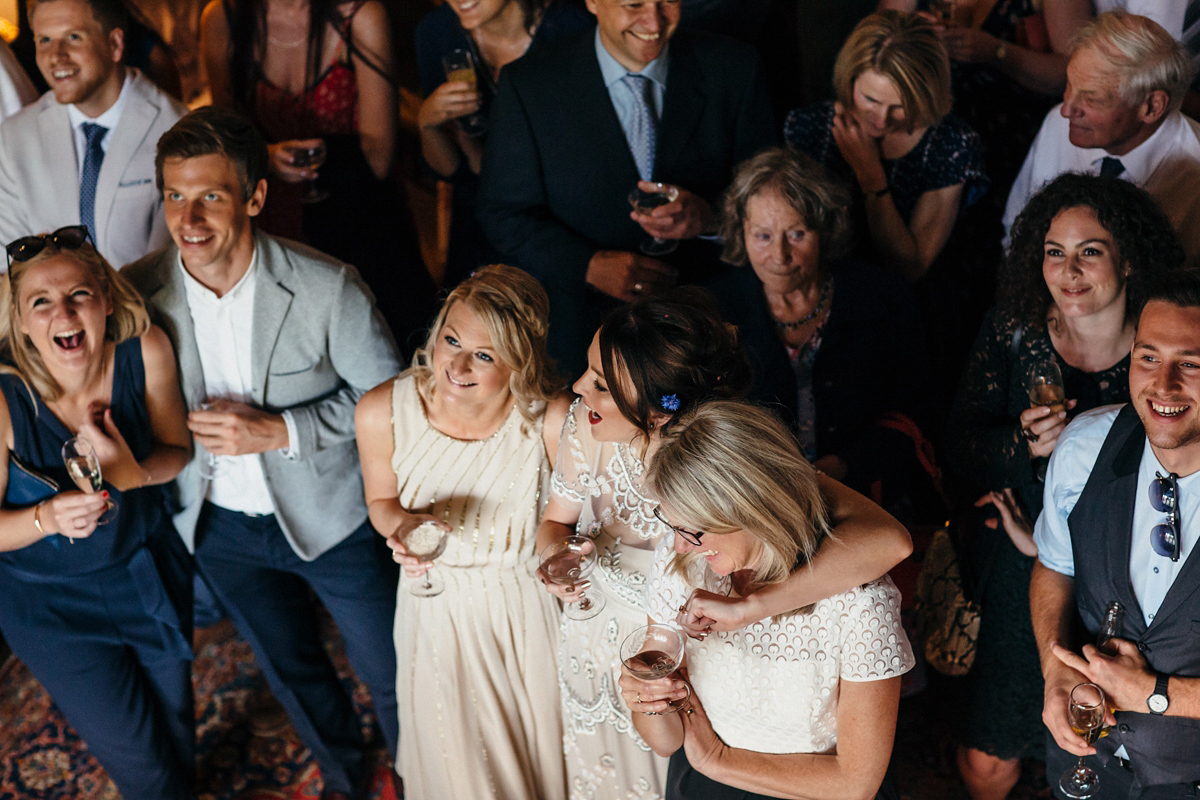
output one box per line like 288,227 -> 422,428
478,27 -> 775,372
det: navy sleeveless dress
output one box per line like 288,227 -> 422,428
0,337 -> 194,800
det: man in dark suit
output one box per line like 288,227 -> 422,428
478,0 -> 774,376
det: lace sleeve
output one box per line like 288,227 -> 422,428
945,307 -> 1031,490
549,398 -> 593,517
839,578 -> 915,682
645,531 -> 689,627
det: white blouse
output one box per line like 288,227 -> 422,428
645,533 -> 914,754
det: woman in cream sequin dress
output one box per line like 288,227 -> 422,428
537,290 -> 914,800
356,266 -> 570,799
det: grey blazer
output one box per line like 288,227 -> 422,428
123,231 -> 403,560
0,69 -> 185,267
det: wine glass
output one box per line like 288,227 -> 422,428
287,141 -> 329,204
61,436 -> 116,526
1059,682 -> 1105,799
620,623 -> 691,715
1028,359 -> 1066,413
539,535 -> 606,621
403,520 -> 450,597
194,401 -> 226,480
442,48 -> 487,137
628,184 -> 680,256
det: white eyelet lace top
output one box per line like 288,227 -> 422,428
645,533 -> 914,754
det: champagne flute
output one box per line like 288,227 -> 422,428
539,535 -> 606,621
287,141 -> 329,204
1028,359 -> 1066,414
61,436 -> 116,526
628,184 -> 680,256
620,623 -> 691,715
404,520 -> 450,597
1059,682 -> 1105,799
442,48 -> 487,137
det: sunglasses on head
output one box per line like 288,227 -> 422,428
1149,471 -> 1182,562
6,226 -> 92,268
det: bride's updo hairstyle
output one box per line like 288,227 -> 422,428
598,287 -> 752,440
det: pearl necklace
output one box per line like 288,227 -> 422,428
771,278 -> 832,330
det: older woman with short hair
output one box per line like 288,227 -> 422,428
785,10 -> 988,281
620,400 -> 914,800
711,146 -> 939,516
947,172 -> 1185,800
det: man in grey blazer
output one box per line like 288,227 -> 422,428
0,0 -> 183,268
123,107 -> 402,800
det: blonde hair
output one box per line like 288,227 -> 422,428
833,10 -> 952,132
646,401 -> 830,590
0,243 -> 149,401
411,265 -> 562,430
1070,11 -> 1194,115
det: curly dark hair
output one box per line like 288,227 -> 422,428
598,287 -> 753,442
1000,172 -> 1185,327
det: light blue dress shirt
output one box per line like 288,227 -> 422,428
594,29 -> 669,138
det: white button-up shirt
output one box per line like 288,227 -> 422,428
180,249 -> 298,515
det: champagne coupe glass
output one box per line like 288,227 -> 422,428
540,535 -> 606,621
443,48 -> 487,137
61,436 -> 116,526
1028,359 -> 1066,414
287,141 -> 329,204
628,184 -> 680,256
620,623 -> 691,715
1059,682 -> 1105,799
404,520 -> 450,597
195,401 -> 226,480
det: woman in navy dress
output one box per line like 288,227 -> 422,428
415,0 -> 591,286
0,231 -> 193,800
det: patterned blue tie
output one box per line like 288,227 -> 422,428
79,122 -> 108,240
1099,156 -> 1125,178
621,73 -> 657,182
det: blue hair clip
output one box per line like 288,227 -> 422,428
660,394 -> 680,412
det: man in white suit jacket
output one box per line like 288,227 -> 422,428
124,108 -> 403,800
0,0 -> 184,268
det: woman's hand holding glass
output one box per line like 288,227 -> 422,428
418,78 -> 482,131
75,406 -> 144,491
38,488 -> 109,541
386,513 -> 451,577
1019,400 -> 1077,458
267,138 -> 325,183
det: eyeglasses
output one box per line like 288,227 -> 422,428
6,226 -> 92,268
653,506 -> 705,547
1149,471 -> 1182,562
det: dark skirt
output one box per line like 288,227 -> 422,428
666,746 -> 900,800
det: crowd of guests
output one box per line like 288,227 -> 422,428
1,1 -> 1200,800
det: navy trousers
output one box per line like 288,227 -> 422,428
0,544 -> 194,800
194,503 -> 399,794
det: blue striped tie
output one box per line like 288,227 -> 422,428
79,122 -> 108,240
622,73 -> 657,182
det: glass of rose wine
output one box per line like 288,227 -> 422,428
1059,682 -> 1105,799
628,184 -> 680,256
404,520 -> 449,597
540,535 -> 605,621
61,436 -> 116,526
621,623 -> 690,714
287,141 -> 329,204
1028,360 -> 1066,414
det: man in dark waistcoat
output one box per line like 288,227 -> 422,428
1031,270 -> 1200,799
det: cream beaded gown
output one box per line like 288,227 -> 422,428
390,373 -> 566,799
551,399 -> 671,800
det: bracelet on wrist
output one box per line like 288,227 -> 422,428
32,500 -> 46,535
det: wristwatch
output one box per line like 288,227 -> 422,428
1148,673 -> 1170,715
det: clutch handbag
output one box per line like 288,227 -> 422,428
6,452 -> 60,506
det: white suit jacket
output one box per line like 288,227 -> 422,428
0,69 -> 185,267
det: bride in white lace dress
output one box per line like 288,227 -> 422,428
535,290 -> 915,800
621,401 -> 914,800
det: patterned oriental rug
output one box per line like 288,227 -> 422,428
0,618 -> 399,800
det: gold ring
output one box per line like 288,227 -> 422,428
685,707 -> 695,716
678,605 -> 688,614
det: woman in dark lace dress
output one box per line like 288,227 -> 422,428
946,173 -> 1184,800
784,11 -> 989,404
